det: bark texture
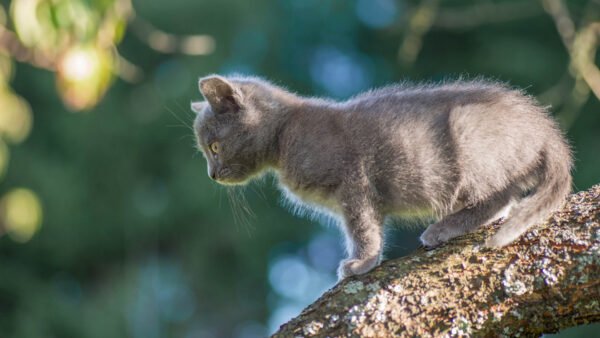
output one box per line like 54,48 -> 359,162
272,185 -> 600,337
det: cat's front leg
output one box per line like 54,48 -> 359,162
336,190 -> 383,280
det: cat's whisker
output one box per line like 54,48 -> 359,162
172,100 -> 197,122
217,183 -> 223,208
237,187 -> 255,218
165,105 -> 194,134
174,100 -> 198,120
239,186 -> 256,215
226,188 -> 239,225
178,134 -> 195,143
248,180 -> 268,203
165,124 -> 192,130
225,187 -> 254,237
235,187 -> 255,236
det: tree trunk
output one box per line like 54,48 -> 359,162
272,185 -> 600,337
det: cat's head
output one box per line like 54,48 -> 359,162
192,75 -> 278,185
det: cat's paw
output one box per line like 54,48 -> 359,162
484,228 -> 520,248
337,257 -> 379,280
419,229 -> 440,247
419,224 -> 448,248
420,223 -> 457,247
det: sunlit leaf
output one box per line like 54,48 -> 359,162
0,53 -> 14,84
11,0 -> 59,49
56,44 -> 114,111
98,13 -> 128,46
0,89 -> 32,143
0,3 -> 7,27
0,139 -> 8,181
54,0 -> 97,41
0,188 -> 43,243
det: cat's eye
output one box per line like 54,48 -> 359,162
210,142 -> 220,154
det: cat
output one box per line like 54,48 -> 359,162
191,74 -> 572,280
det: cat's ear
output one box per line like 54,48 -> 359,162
199,75 -> 241,113
190,101 -> 206,114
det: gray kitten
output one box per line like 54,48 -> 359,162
191,75 -> 572,280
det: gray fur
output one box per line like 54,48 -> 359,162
192,75 -> 573,280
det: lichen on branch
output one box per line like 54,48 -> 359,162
272,185 -> 600,337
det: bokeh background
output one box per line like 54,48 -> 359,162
0,0 -> 599,337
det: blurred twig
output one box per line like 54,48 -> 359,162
398,0 -> 600,130
537,71 -> 574,107
0,0 -> 215,84
398,0 -> 441,65
399,0 -> 543,65
0,23 -> 144,84
543,0 -> 600,128
434,1 -> 542,30
130,16 -> 216,56
0,26 -> 55,71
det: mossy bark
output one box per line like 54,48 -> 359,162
272,185 -> 600,337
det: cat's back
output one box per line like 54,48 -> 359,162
345,80 -> 523,116
341,79 -> 554,144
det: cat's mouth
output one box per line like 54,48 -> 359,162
213,167 -> 248,185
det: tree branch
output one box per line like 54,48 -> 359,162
272,185 -> 600,337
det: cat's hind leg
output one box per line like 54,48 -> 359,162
420,188 -> 517,247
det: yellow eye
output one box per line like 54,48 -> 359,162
210,142 -> 220,154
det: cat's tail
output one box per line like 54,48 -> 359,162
485,138 -> 572,248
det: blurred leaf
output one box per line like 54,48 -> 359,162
56,44 -> 114,111
0,139 -> 8,181
0,89 -> 32,143
0,188 -> 43,242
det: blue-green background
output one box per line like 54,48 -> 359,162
1,0 -> 599,337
